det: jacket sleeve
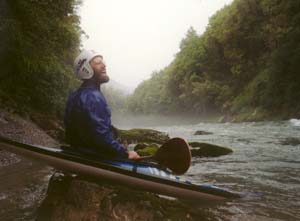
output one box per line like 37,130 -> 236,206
84,93 -> 128,158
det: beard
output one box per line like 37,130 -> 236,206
93,70 -> 109,84
99,74 -> 109,83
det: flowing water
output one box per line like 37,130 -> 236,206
0,119 -> 299,220
149,119 -> 300,221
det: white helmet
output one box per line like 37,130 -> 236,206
73,49 -> 102,79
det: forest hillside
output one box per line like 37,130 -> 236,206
126,0 -> 300,121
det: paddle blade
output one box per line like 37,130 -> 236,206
155,137 -> 191,175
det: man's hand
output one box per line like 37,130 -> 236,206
128,151 -> 140,159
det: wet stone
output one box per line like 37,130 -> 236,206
36,172 -> 215,221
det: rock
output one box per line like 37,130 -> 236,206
218,114 -> 234,123
0,109 -> 58,146
30,112 -> 65,142
189,142 -> 233,157
117,128 -> 169,144
280,137 -> 300,146
133,143 -> 148,151
193,130 -> 213,135
37,173 -> 214,221
135,144 -> 159,156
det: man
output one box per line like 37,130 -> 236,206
64,49 -> 140,159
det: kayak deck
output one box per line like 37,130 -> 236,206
0,135 -> 240,201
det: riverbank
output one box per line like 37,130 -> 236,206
219,107 -> 300,123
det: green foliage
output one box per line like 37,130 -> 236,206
0,0 -> 82,115
127,70 -> 172,114
126,0 -> 300,119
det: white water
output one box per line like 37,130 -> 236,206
290,119 -> 300,127
150,120 -> 300,221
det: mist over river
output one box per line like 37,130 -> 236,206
1,119 -> 300,220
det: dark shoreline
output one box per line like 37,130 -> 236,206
0,109 -> 57,220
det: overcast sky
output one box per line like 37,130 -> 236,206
79,0 -> 233,91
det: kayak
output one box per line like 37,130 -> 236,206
0,135 -> 240,202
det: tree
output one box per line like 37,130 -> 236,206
0,0 -> 82,115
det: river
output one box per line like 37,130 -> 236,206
0,119 -> 299,220
149,119 -> 300,221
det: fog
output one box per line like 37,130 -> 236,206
111,113 -> 221,129
80,0 -> 233,92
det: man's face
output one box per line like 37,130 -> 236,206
90,56 -> 109,83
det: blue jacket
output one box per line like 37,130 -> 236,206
64,81 -> 128,158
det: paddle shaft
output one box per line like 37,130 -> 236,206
136,155 -> 155,161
